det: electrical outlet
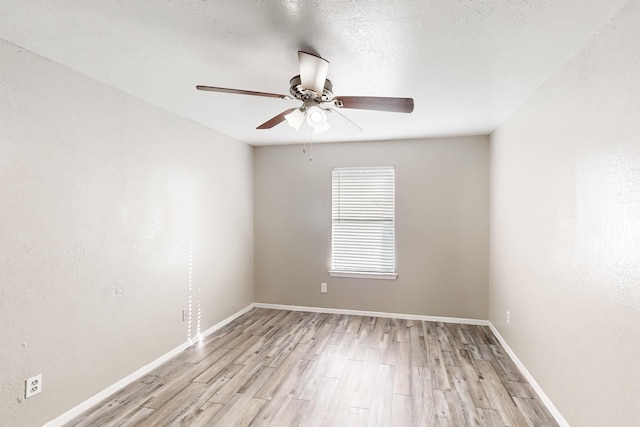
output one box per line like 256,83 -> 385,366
320,282 -> 327,293
506,310 -> 511,324
25,374 -> 42,399
182,309 -> 187,322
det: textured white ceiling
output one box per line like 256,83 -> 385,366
0,0 -> 630,145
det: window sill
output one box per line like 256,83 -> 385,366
328,271 -> 398,280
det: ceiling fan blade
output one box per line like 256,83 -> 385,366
256,108 -> 298,129
334,96 -> 414,113
298,51 -> 329,96
196,85 -> 289,99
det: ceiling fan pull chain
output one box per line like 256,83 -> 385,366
301,140 -> 312,161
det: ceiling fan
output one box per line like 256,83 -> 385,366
196,51 -> 414,134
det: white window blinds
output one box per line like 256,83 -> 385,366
330,167 -> 396,278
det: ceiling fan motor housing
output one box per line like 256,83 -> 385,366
289,75 -> 334,102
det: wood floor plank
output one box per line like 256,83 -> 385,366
207,366 -> 273,427
302,320 -> 337,361
298,313 -> 330,343
232,335 -> 276,366
345,406 -> 370,427
436,324 -> 453,352
442,349 -> 461,367
242,310 -> 280,336
69,378 -> 164,427
346,315 -> 364,334
140,364 -> 205,409
444,323 -> 465,350
410,365 -> 435,427
347,318 -> 375,361
505,380 -> 536,399
458,326 -> 475,345
447,365 -> 481,426
432,389 -> 453,426
409,323 -> 429,367
269,396 -> 309,427
250,358 -> 311,427
146,357 -> 185,378
298,376 -> 339,427
490,344 -> 525,382
392,341 -> 412,395
391,393 -> 414,427
190,336 -> 259,384
476,359 -> 529,426
444,389 -> 466,427
189,402 -> 225,427
209,361 -> 266,404
254,344 -> 311,400
322,333 -> 356,379
422,320 -> 437,342
111,406 -> 154,427
381,331 -> 398,365
367,317 -> 389,349
396,319 -> 411,343
350,347 -> 381,409
292,358 -> 325,401
457,347 -> 493,409
427,336 -> 451,391
64,308 -> 559,427
477,407 -> 507,426
249,310 -> 290,337
514,396 -> 559,427
269,312 -> 316,348
137,381 -> 213,426
333,314 -> 351,333
321,359 -> 364,427
367,363 -> 394,427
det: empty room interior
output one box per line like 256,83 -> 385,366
1,1 -> 639,426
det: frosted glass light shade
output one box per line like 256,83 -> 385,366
306,106 -> 330,134
284,108 -> 305,130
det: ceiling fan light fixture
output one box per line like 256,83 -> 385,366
312,121 -> 331,134
305,106 -> 330,134
284,108 -> 305,130
307,107 -> 324,124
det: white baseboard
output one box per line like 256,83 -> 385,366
253,302 -> 490,326
487,323 -> 569,427
44,303 -> 255,427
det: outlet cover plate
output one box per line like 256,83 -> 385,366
25,374 -> 42,399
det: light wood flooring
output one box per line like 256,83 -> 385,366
65,308 -> 558,426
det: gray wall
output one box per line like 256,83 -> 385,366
0,40 -> 254,426
254,137 -> 489,319
489,2 -> 640,426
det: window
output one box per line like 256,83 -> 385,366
330,166 -> 397,279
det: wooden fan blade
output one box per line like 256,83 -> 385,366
256,108 -> 298,129
196,85 -> 288,99
334,96 -> 414,113
298,51 -> 329,96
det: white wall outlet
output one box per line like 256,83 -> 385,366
25,374 -> 42,399
506,310 -> 511,324
320,282 -> 327,293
